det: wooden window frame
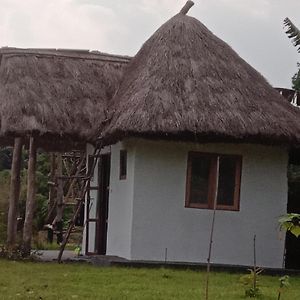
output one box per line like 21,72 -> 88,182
119,150 -> 127,180
185,152 -> 242,211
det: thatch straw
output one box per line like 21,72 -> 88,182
0,48 -> 130,150
102,11 -> 300,146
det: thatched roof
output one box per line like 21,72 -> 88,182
102,3 -> 300,146
0,47 -> 130,150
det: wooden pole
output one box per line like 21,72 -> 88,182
48,153 -> 56,220
22,136 -> 37,256
46,153 -> 56,243
45,153 -> 85,224
253,235 -> 257,292
180,0 -> 194,15
54,153 -> 64,244
7,137 -> 23,249
205,156 -> 220,300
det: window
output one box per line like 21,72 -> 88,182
119,150 -> 127,180
185,152 -> 242,210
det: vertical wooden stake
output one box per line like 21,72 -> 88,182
22,136 -> 37,256
47,153 -> 56,243
48,153 -> 56,219
7,137 -> 23,249
205,156 -> 220,300
54,153 -> 64,244
253,235 -> 257,292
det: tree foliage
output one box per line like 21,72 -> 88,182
292,63 -> 300,91
279,213 -> 300,238
284,18 -> 300,53
0,148 -> 12,171
0,151 -> 50,244
284,18 -> 300,91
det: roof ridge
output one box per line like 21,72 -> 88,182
0,47 -> 131,63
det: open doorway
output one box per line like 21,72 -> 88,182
95,154 -> 111,255
285,149 -> 300,269
85,153 -> 111,255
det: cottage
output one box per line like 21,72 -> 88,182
83,2 -> 300,269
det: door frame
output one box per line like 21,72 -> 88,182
85,153 -> 111,255
95,153 -> 111,255
285,151 -> 300,269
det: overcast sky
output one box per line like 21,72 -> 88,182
1,0 -> 300,88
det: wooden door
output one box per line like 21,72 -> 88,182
95,154 -> 111,255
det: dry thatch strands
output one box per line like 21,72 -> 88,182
0,48 -> 130,150
101,3 -> 300,146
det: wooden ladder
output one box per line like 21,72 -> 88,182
57,144 -> 102,263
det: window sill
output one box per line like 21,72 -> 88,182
185,203 -> 239,211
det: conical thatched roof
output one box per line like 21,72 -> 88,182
102,3 -> 300,146
0,48 -> 130,150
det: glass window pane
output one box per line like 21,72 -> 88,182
217,156 -> 237,206
190,156 -> 211,204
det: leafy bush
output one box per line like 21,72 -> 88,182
0,152 -> 51,246
278,275 -> 290,300
279,214 -> 300,237
0,148 -> 12,170
240,268 -> 263,298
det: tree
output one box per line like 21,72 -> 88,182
284,18 -> 300,91
284,18 -> 300,53
292,63 -> 300,91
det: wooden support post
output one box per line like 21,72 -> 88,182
47,153 -> 56,243
54,153 -> 64,244
22,136 -> 37,256
7,137 -> 23,249
48,154 -> 56,219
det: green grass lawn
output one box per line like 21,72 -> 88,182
0,259 -> 299,299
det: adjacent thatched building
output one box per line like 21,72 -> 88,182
0,47 -> 131,254
0,47 -> 130,150
84,2 -> 300,269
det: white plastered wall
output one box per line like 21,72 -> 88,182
84,139 -> 288,268
129,139 -> 288,268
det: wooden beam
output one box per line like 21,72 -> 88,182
7,137 -> 23,249
22,136 -> 37,256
